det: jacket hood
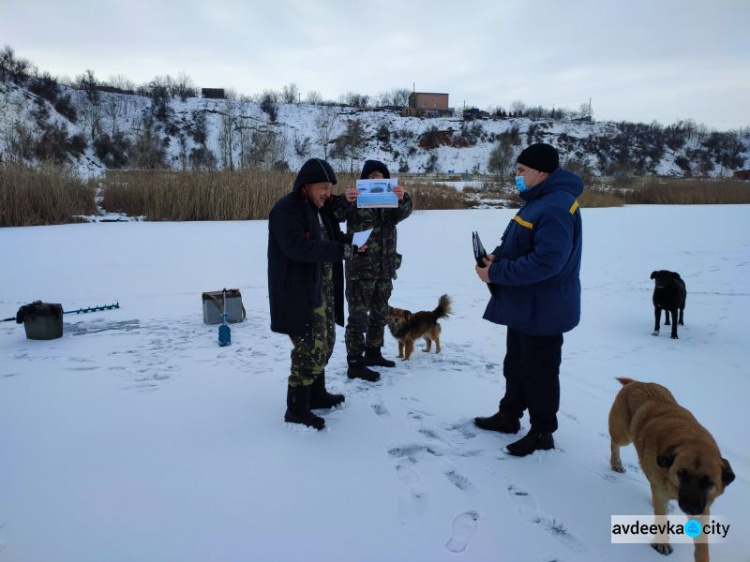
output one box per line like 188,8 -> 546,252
521,168 -> 584,202
293,158 -> 338,194
360,160 -> 390,179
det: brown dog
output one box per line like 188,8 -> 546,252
608,377 -> 734,562
388,295 -> 451,360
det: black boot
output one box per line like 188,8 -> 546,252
364,348 -> 396,368
284,385 -> 325,430
309,371 -> 345,409
347,355 -> 381,382
506,430 -> 554,457
474,411 -> 520,434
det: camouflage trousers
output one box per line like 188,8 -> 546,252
345,278 -> 393,356
288,264 -> 335,387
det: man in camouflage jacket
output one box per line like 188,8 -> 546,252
332,160 -> 413,381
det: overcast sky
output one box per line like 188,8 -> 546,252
2,0 -> 748,130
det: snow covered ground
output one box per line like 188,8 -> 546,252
1,205 -> 749,562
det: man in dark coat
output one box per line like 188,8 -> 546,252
474,143 -> 583,456
332,160 -> 412,381
268,158 -> 364,430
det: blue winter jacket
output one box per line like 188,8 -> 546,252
483,168 -> 583,335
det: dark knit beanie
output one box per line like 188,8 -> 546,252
517,143 -> 560,173
360,160 -> 390,180
293,158 -> 338,193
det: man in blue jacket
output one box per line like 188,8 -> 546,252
268,158 -> 365,430
474,143 -> 583,457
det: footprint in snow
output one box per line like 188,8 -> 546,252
387,444 -> 442,461
444,468 -> 474,492
508,484 -> 542,523
445,510 -> 479,553
406,408 -> 432,421
417,427 -> 441,440
445,419 -> 478,441
371,402 -> 390,416
508,485 -> 587,553
598,472 -> 619,484
540,518 -> 587,554
395,464 -> 428,521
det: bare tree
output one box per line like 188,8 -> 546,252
146,76 -> 172,122
374,91 -> 392,108
107,74 -> 136,93
103,94 -> 127,137
293,134 -> 311,159
76,69 -> 103,142
340,91 -> 370,109
488,131 -> 522,182
330,118 -> 367,172
577,102 -> 592,119
510,100 -> 526,116
0,46 -> 34,84
173,72 -> 196,101
260,89 -> 278,122
391,88 -> 411,108
243,128 -> 286,170
315,106 -> 338,161
218,93 -> 240,170
281,83 -> 300,104
305,90 -> 323,105
130,113 -> 165,169
235,95 -> 254,169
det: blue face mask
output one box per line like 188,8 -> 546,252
514,175 -> 528,192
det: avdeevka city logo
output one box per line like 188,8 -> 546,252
611,515 -> 730,544
684,519 -> 702,538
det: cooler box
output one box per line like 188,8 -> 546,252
16,301 -> 64,340
202,289 -> 245,325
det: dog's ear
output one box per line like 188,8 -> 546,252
650,271 -> 657,279
657,445 -> 677,469
721,458 -> 735,487
672,272 -> 681,280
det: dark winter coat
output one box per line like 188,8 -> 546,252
483,168 -> 584,335
268,188 -> 347,336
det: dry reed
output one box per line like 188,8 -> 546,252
0,163 -> 97,227
101,169 -> 295,221
625,178 -> 750,204
100,171 -> 470,220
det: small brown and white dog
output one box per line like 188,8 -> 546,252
609,377 -> 734,562
388,294 -> 451,360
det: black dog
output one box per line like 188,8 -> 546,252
650,270 -> 686,339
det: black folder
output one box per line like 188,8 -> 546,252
472,231 -> 488,267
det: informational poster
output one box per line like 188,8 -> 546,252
355,178 -> 399,208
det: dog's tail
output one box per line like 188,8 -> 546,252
616,377 -> 638,386
433,294 -> 452,320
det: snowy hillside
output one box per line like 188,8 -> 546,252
2,76 -> 749,180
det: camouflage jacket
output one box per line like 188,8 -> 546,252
330,193 -> 413,280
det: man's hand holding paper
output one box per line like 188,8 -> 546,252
352,228 -> 373,251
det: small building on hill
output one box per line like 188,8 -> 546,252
201,88 -> 225,100
406,92 -> 451,117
